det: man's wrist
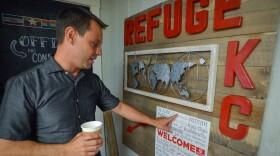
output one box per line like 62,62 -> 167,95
148,116 -> 157,127
53,143 -> 67,156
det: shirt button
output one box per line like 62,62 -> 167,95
76,99 -> 79,103
65,71 -> 69,74
78,115 -> 81,118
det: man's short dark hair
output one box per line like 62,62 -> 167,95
56,7 -> 108,44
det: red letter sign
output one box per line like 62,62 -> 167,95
164,0 -> 182,38
147,8 -> 162,42
186,0 -> 209,34
214,0 -> 243,30
124,20 -> 134,45
224,39 -> 261,89
134,14 -> 146,44
219,95 -> 252,140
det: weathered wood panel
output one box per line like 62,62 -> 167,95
124,90 -> 263,129
125,0 -> 280,51
123,0 -> 279,155
127,65 -> 271,100
123,91 -> 262,155
104,111 -> 119,156
126,33 -> 276,67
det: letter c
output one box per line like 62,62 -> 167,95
219,95 -> 252,140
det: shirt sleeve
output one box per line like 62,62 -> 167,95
95,76 -> 120,111
0,76 -> 35,140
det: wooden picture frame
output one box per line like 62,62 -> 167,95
124,44 -> 219,112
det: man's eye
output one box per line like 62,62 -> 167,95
91,43 -> 96,48
92,42 -> 100,47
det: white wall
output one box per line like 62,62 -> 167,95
258,15 -> 280,156
100,0 -> 165,155
100,1 -> 280,156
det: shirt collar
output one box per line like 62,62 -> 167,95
44,56 -> 86,77
44,56 -> 65,74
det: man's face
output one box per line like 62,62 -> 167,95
74,20 -> 103,69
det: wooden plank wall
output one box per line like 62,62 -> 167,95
123,0 -> 280,155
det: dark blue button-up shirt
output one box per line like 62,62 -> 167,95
0,57 -> 119,144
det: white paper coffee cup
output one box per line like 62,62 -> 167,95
81,121 -> 102,134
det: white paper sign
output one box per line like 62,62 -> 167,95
155,106 -> 211,156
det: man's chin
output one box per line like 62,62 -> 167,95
82,64 -> 93,70
85,65 -> 92,69
86,61 -> 94,69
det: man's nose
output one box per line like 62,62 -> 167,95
96,47 -> 102,56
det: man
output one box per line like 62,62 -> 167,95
0,7 -> 177,156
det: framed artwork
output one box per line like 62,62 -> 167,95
124,44 -> 219,112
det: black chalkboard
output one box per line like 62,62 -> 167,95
0,0 -> 89,101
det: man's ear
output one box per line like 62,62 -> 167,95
65,27 -> 76,44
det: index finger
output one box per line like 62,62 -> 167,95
169,114 -> 178,121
